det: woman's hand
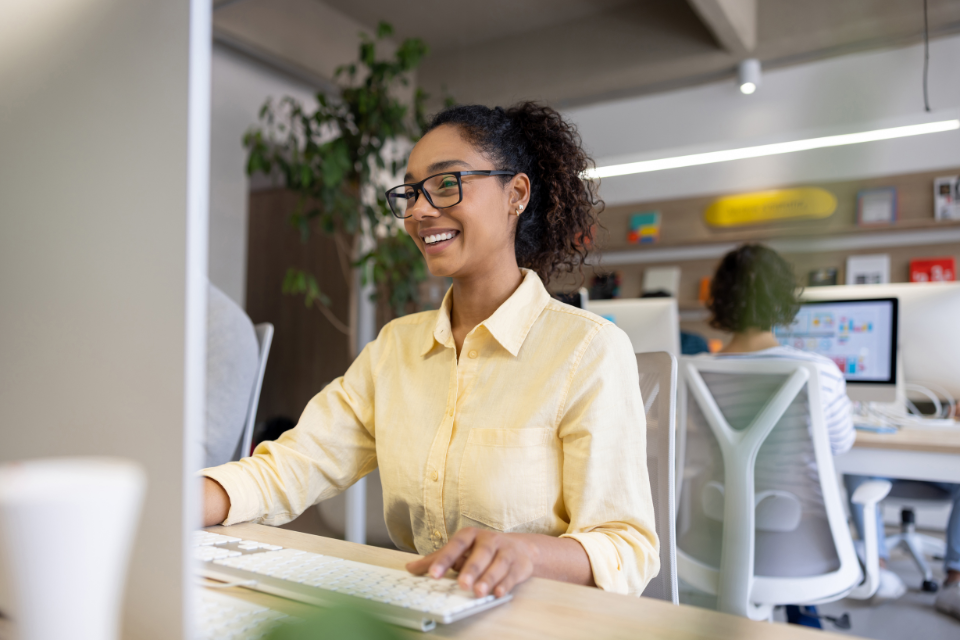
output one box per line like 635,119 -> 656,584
406,528 -> 538,598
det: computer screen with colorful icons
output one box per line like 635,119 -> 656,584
774,298 -> 898,393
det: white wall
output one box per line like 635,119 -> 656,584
567,35 -> 960,205
0,1 -> 208,638
209,43 -> 318,306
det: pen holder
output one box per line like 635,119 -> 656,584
0,458 -> 146,640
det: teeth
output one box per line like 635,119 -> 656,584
425,232 -> 456,245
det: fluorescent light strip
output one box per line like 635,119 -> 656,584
586,119 -> 960,179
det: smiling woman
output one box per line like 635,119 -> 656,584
201,102 -> 660,601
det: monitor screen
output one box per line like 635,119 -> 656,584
774,298 -> 898,385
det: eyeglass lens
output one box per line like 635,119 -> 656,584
387,173 -> 461,217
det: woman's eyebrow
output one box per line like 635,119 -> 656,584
403,159 -> 471,182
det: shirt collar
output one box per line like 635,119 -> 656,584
420,269 -> 551,357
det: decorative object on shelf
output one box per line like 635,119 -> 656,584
910,257 -> 956,282
846,254 -> 890,285
698,276 -> 712,304
857,187 -> 898,226
934,176 -> 960,220
627,211 -> 661,244
708,339 -> 724,354
642,266 -> 681,297
809,267 -> 839,287
589,272 -> 621,300
704,187 -> 836,227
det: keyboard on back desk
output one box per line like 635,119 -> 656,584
193,531 -> 511,632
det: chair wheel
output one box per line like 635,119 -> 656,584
922,580 -> 939,593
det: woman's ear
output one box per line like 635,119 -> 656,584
508,173 -> 531,215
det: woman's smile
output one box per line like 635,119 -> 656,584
420,228 -> 461,255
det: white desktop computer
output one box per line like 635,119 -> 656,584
1,2 -> 209,638
774,297 -> 899,403
783,283 -> 960,426
585,298 -> 681,356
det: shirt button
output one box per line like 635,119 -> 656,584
433,529 -> 441,539
468,350 -> 478,359
431,470 -> 439,481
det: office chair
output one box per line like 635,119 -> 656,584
676,357 -> 890,621
636,351 -> 679,604
234,322 -> 274,461
882,483 -> 951,592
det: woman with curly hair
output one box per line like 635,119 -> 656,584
201,103 -> 659,598
678,245 -> 906,621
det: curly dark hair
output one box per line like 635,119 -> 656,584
708,244 -> 801,333
427,102 -> 603,284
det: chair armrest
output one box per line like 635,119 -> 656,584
847,480 -> 892,599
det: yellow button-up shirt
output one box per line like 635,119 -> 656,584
202,269 -> 659,595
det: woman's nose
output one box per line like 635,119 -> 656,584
407,192 -> 440,221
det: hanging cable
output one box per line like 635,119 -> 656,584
923,0 -> 931,112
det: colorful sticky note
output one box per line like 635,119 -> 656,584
627,211 -> 661,244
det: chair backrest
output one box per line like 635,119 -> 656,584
636,351 -> 678,604
676,357 -> 861,620
235,322 -> 274,461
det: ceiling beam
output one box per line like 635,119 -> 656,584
686,0 -> 756,55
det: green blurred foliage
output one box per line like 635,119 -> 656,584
244,21 -> 436,319
265,605 -> 406,640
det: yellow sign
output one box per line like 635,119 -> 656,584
704,188 -> 837,227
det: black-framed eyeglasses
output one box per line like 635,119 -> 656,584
385,170 -> 516,219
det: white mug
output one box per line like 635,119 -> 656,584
0,458 -> 146,640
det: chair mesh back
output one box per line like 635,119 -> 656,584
636,352 -> 678,603
678,364 -> 841,578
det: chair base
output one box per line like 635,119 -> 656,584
886,507 -> 948,591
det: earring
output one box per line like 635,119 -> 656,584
516,204 -> 524,216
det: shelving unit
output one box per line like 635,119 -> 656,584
575,167 -> 960,342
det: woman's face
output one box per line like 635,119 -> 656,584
402,125 -> 529,280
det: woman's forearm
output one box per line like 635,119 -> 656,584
202,477 -> 231,527
519,533 -> 595,586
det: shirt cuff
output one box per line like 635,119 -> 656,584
200,463 -> 264,526
561,531 -> 628,595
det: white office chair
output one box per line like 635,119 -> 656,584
636,351 -> 679,604
676,357 -> 890,620
882,483 -> 951,592
234,322 -> 274,461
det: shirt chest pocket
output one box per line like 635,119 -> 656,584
458,427 -> 558,531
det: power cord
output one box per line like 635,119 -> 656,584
853,381 -> 957,429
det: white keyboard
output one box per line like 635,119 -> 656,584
193,531 -> 511,632
196,590 -> 290,640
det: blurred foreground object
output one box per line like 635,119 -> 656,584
267,604 -> 404,640
0,458 -> 146,640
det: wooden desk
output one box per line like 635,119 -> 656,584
205,523 -> 840,640
833,427 -> 960,484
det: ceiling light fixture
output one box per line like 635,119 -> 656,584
738,58 -> 761,95
585,119 -> 960,180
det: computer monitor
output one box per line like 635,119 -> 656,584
774,298 -> 899,402
801,282 -> 960,401
0,3 -> 207,638
585,298 -> 681,356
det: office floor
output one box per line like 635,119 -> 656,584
680,527 -> 960,639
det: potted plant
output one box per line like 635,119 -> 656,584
244,22 -> 434,359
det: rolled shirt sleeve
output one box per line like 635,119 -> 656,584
559,323 -> 661,595
201,340 -> 378,527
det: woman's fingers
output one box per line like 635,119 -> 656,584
455,532 -> 499,591
406,527 -> 478,578
473,549 -> 512,597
